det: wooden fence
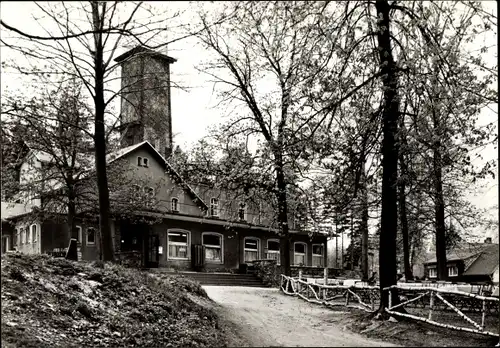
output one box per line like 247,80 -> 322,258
280,274 -> 499,338
383,285 -> 499,338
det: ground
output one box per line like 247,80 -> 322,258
203,286 -> 397,347
203,286 -> 498,348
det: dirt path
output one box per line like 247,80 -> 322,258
203,286 -> 399,347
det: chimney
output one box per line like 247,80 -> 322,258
484,237 -> 492,244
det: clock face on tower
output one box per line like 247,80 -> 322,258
115,46 -> 176,158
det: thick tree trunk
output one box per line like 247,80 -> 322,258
360,161 -> 369,281
398,134 -> 413,281
276,159 -> 291,276
350,212 -> 355,270
375,0 -> 401,313
92,2 -> 114,262
433,145 -> 447,280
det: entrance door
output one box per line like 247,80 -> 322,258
145,233 -> 159,268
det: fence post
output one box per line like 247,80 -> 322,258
323,268 -> 328,300
428,291 -> 434,321
345,290 -> 350,306
388,288 -> 392,310
298,270 -> 302,293
481,299 -> 486,331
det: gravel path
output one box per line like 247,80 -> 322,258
203,286 -> 399,347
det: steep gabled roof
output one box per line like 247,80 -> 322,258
108,141 -> 208,211
424,242 -> 494,264
114,46 -> 177,64
463,244 -> 499,277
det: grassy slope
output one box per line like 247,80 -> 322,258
1,253 -> 232,348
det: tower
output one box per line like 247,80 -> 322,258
114,46 -> 176,158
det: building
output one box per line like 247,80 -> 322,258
423,238 -> 499,284
1,46 -> 328,271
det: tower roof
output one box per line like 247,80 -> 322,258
114,46 -> 177,64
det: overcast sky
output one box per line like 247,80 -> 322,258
1,1 -> 498,233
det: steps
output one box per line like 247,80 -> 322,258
157,271 -> 269,287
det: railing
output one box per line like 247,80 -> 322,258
383,285 -> 499,337
280,274 -> 379,313
280,273 -> 499,338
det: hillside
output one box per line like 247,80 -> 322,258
1,253 -> 232,347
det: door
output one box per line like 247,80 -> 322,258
145,233 -> 159,268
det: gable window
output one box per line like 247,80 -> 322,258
448,265 -> 458,277
428,266 -> 437,278
266,239 -> 280,265
238,202 -> 247,221
31,224 -> 37,244
312,244 -> 324,267
202,232 -> 223,263
244,237 -> 260,262
294,242 -> 307,266
167,230 -> 190,259
137,156 -> 149,168
210,198 -> 219,217
87,227 -> 96,245
171,197 -> 179,212
76,226 -> 82,244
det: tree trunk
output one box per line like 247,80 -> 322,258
398,133 -> 413,281
350,212 -> 354,270
360,160 -> 369,281
276,159 -> 291,276
92,2 -> 114,262
433,144 -> 447,280
341,224 -> 344,270
375,0 -> 401,313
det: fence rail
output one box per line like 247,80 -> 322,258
280,273 -> 499,338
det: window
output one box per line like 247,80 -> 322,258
130,184 -> 141,203
31,224 -> 37,244
144,187 -> 154,207
20,227 -> 25,245
266,239 -> 280,265
238,202 -> 247,221
13,229 -> 18,248
87,227 -> 96,245
202,233 -> 223,263
167,230 -> 189,259
244,237 -> 260,262
26,226 -> 31,244
294,242 -> 307,266
171,197 -> 179,212
210,198 -> 219,217
428,267 -> 437,278
76,226 -> 82,244
312,244 -> 324,267
448,266 -> 458,277
137,156 -> 149,167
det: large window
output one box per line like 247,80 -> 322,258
448,266 -> 458,277
26,226 -> 31,244
202,233 -> 223,263
20,227 -> 25,245
167,230 -> 190,259
312,244 -> 324,267
87,228 -> 96,245
171,197 -> 179,212
428,266 -> 437,278
210,198 -> 219,217
31,224 -> 37,244
266,239 -> 280,265
244,237 -> 260,262
294,242 -> 307,266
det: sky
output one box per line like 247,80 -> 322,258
1,1 -> 498,238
